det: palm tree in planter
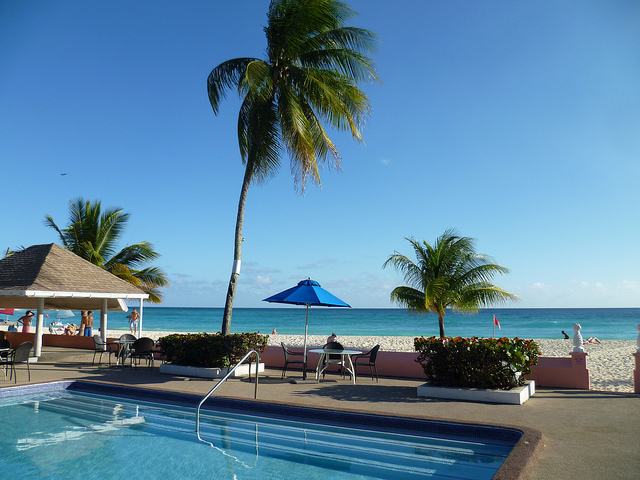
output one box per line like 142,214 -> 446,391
207,0 -> 379,335
383,229 -> 518,338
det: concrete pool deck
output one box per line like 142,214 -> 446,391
2,347 -> 639,480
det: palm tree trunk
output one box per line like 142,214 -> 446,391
438,313 -> 446,338
221,163 -> 253,335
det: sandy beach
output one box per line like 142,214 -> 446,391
118,331 -> 638,394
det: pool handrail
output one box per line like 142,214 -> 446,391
196,349 -> 260,439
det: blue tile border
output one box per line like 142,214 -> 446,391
0,380 -> 74,399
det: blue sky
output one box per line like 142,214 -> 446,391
2,1 -> 639,309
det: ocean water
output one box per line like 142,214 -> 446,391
100,307 -> 640,340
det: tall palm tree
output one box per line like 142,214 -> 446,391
44,198 -> 169,303
208,0 -> 378,335
383,230 -> 519,338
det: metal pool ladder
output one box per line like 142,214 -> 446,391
196,349 -> 260,440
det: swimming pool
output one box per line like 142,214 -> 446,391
0,382 -> 520,479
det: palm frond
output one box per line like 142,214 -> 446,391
104,242 -> 160,271
389,286 -> 428,313
300,30 -> 378,82
239,97 -> 282,182
108,264 -> 141,286
141,287 -> 164,304
43,215 -> 69,248
95,207 -> 129,260
207,57 -> 261,113
132,266 -> 170,288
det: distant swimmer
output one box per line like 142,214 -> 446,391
561,330 -> 570,339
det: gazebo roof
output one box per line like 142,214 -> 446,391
0,243 -> 148,310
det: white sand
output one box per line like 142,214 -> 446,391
112,330 -> 639,393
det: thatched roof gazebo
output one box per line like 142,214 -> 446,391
0,244 -> 149,356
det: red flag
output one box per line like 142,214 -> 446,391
493,315 -> 501,329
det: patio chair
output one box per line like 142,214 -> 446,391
0,338 -> 10,358
2,341 -> 32,383
351,345 -> 380,382
0,338 -> 11,378
129,337 -> 155,367
92,334 -> 116,365
321,341 -> 346,379
280,342 -> 305,379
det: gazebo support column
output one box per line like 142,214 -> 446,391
139,298 -> 144,337
34,297 -> 45,357
100,298 -> 108,344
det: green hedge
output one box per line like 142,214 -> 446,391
157,332 -> 268,368
414,336 -> 540,390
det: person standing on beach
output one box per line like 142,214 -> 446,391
128,309 -> 140,336
84,311 -> 94,337
17,311 -> 34,333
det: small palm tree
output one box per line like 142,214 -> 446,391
44,198 -> 169,303
208,0 -> 378,335
383,230 -> 518,338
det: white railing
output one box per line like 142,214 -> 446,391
195,349 -> 260,441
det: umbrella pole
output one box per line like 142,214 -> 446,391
303,305 -> 309,380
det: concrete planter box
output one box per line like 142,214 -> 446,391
159,362 -> 264,379
417,380 -> 535,405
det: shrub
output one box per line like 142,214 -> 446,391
414,336 -> 540,390
157,332 -> 268,368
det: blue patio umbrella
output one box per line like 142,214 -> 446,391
263,278 -> 350,380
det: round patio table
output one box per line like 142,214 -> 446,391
309,349 -> 361,384
113,339 -> 136,366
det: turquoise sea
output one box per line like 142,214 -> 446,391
101,307 -> 640,340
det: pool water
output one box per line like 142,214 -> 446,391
0,382 -> 519,479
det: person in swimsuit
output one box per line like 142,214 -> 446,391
84,311 -> 94,337
17,311 -> 34,333
65,324 -> 78,335
128,309 -> 140,336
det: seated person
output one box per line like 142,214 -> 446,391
64,323 -> 78,335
